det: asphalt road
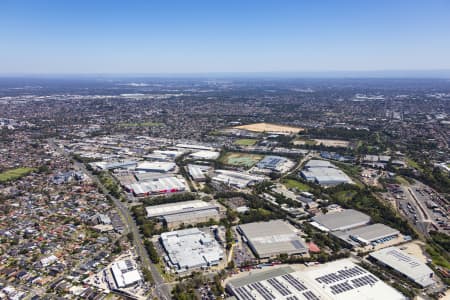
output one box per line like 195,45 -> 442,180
49,139 -> 171,300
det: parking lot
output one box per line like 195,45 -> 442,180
395,182 -> 449,236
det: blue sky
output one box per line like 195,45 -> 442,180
0,0 -> 449,74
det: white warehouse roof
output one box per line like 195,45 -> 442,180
146,200 -> 217,218
369,246 -> 435,287
160,228 -> 224,272
135,161 -> 176,173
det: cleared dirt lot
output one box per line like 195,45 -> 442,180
313,139 -> 350,148
234,122 -> 303,134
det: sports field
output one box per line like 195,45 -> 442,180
0,167 -> 36,183
234,122 -> 303,134
234,138 -> 258,146
220,152 -> 263,168
282,179 -> 311,191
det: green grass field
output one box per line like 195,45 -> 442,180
282,179 -> 310,191
333,190 -> 358,202
405,157 -> 422,171
119,122 -> 163,127
0,167 -> 36,183
219,152 -> 263,168
234,138 -> 258,146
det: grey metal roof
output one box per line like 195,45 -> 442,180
227,266 -> 295,288
163,208 -> 219,223
332,223 -> 399,246
238,220 -> 307,257
312,209 -> 370,231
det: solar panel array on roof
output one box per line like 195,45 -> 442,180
282,274 -> 307,292
316,265 -> 366,284
234,286 -> 254,300
228,259 -> 406,300
267,278 -> 291,296
351,275 -> 379,288
303,291 -> 320,300
249,282 -> 275,300
330,282 -> 354,294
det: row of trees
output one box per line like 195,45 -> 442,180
144,239 -> 160,264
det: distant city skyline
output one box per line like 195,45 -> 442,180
1,0 -> 450,74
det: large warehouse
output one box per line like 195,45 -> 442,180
145,200 -> 221,229
135,161 -> 176,173
301,159 -> 353,186
127,176 -> 187,196
237,220 -> 307,258
254,155 -> 294,173
160,228 -> 224,273
212,170 -> 266,189
187,164 -> 211,182
311,209 -> 371,232
227,259 -> 406,300
331,223 -> 400,247
369,247 -> 436,287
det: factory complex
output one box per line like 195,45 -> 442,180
369,247 -> 436,287
212,169 -> 266,189
311,209 -> 402,248
187,164 -> 212,182
127,176 -> 187,196
145,200 -> 222,229
331,223 -> 400,247
160,228 -> 224,273
252,155 -> 295,173
227,259 -> 406,300
237,220 -> 308,258
301,160 -> 353,186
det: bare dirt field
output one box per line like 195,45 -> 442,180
234,123 -> 303,134
313,139 -> 350,148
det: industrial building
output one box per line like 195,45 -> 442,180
254,155 -> 294,173
331,223 -> 400,247
212,169 -> 266,189
143,150 -> 184,161
369,247 -> 436,287
145,200 -> 221,229
227,259 -> 406,300
135,161 -> 176,173
110,259 -> 142,288
92,160 -> 138,171
187,164 -> 212,182
301,159 -> 353,186
189,150 -> 220,160
311,209 -> 371,232
237,220 -> 307,258
175,143 -> 215,151
127,176 -> 186,196
160,228 -> 224,273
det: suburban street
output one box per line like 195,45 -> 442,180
48,139 -> 171,300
